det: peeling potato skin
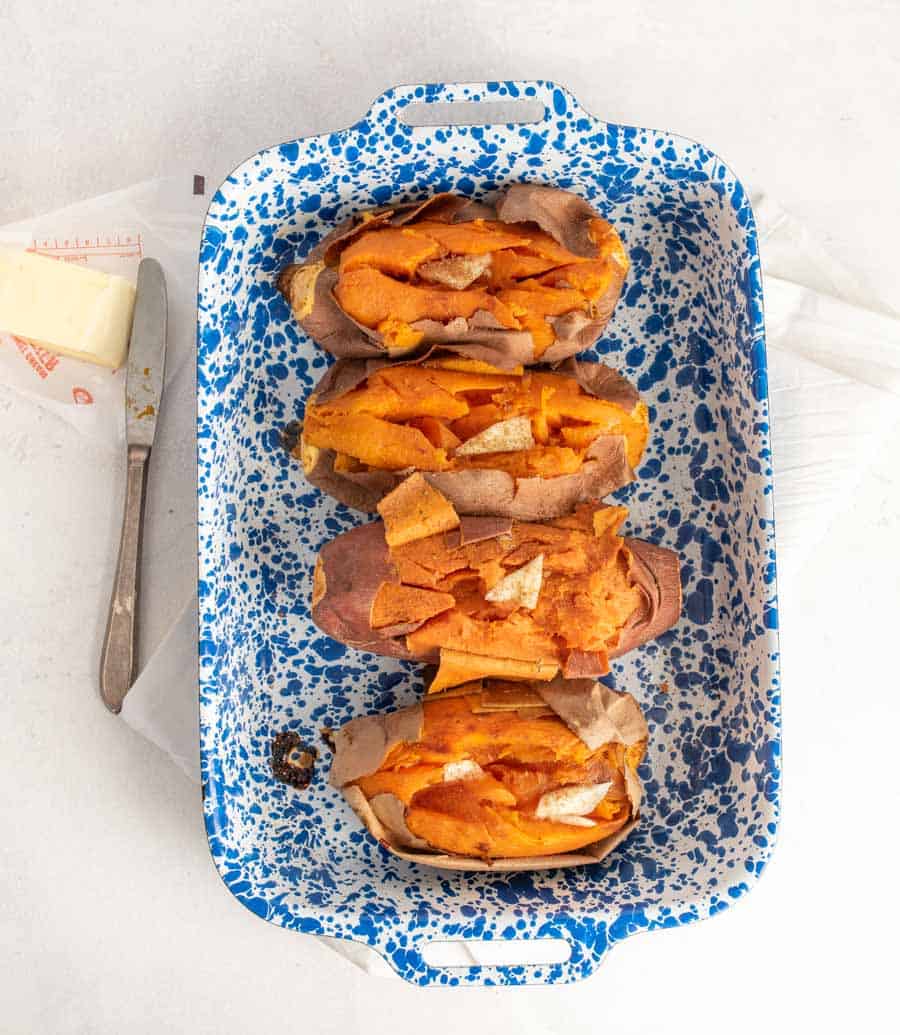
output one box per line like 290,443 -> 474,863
302,440 -> 404,513
613,538 -> 684,656
278,262 -> 324,320
299,435 -> 633,521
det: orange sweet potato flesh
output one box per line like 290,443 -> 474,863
408,220 -> 530,255
457,446 -> 584,478
426,648 -> 559,694
495,283 -> 592,352
392,503 -> 642,686
309,411 -> 447,471
376,472 -> 460,547
335,267 -> 520,336
369,583 -> 456,630
339,228 -> 442,276
303,359 -> 648,476
411,415 -> 462,450
331,216 -> 626,359
487,249 -> 559,285
354,694 -> 639,858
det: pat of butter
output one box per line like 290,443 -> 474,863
0,248 -> 136,368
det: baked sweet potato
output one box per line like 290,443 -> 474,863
292,355 -> 649,520
329,678 -> 647,868
310,476 -> 681,686
278,185 -> 629,364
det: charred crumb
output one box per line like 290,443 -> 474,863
271,732 -> 317,790
320,726 -> 336,752
281,421 -> 303,456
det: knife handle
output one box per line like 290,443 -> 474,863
100,443 -> 150,713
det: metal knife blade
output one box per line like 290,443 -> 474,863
125,258 -> 167,447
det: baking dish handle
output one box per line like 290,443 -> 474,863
368,920 -> 615,987
362,79 -> 595,132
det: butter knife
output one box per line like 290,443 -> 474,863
100,258 -> 168,713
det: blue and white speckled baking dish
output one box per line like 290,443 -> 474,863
196,80 -> 781,986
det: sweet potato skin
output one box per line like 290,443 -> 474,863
612,539 -> 683,657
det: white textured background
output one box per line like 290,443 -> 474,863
2,2 -> 899,1032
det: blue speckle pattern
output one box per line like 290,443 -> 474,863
197,80 -> 780,987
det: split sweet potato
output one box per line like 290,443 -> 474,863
329,678 -> 647,868
310,477 -> 681,684
278,185 -> 629,364
293,355 -> 648,520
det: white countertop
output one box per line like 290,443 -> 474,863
3,2 -> 899,1031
